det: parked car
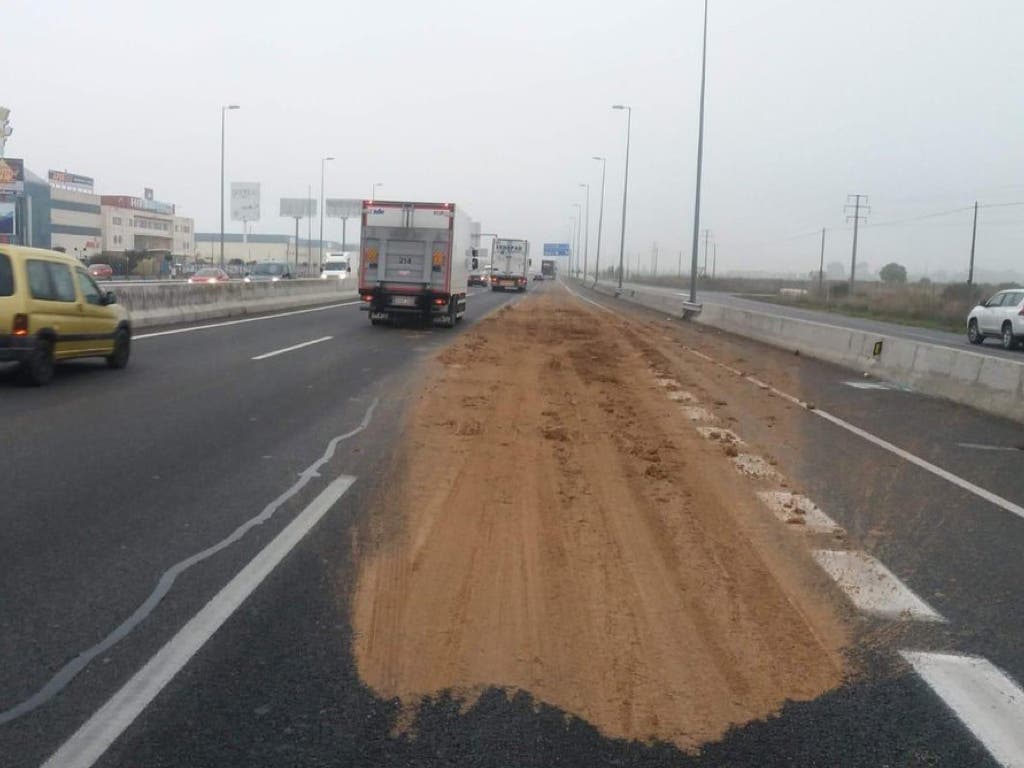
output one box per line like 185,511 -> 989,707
0,245 -> 131,385
88,263 -> 113,280
187,268 -> 230,284
244,262 -> 292,282
967,288 -> 1024,349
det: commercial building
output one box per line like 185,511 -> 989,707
195,233 -> 344,266
48,172 -> 103,262
100,194 -> 194,257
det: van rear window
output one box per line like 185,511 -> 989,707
0,253 -> 12,296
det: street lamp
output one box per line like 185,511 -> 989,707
220,104 -> 240,271
319,155 -> 334,269
370,182 -> 383,201
572,203 -> 582,277
578,182 -> 591,282
688,0 -> 709,306
612,104 -> 632,292
592,156 -> 606,285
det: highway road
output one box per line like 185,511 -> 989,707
603,279 -> 1024,360
3,280 -> 1024,766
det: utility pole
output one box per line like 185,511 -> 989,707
818,227 -> 826,295
592,156 -> 606,284
712,243 -> 717,279
968,200 -> 978,285
612,105 -> 632,291
844,194 -> 869,288
652,242 -> 659,276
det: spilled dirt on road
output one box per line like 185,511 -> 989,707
351,289 -> 849,751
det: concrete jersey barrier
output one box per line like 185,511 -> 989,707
115,277 -> 358,329
581,279 -> 1024,423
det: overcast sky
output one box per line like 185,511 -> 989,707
6,0 -> 1024,278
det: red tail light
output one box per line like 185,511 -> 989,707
433,297 -> 447,306
361,294 -> 373,302
1018,307 -> 1024,317
12,314 -> 29,337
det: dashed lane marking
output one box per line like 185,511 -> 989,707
902,652 -> 1024,768
757,491 -> 843,534
251,335 -> 333,360
812,550 -> 945,622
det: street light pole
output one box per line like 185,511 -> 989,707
572,203 -> 582,276
612,104 -> 632,292
688,0 -> 709,305
370,182 -> 383,201
319,156 -> 334,270
219,104 -> 240,271
578,182 -> 590,283
592,156 -> 606,285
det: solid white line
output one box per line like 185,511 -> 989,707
902,651 -> 1024,767
134,301 -> 361,340
813,550 -> 945,621
562,282 -> 617,314
957,442 -> 1023,452
42,473 -> 357,768
251,335 -> 333,361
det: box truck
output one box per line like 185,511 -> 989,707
541,259 -> 557,279
358,201 -> 472,327
491,238 -> 530,292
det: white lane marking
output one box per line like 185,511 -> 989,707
812,550 -> 945,622
757,491 -> 843,533
562,282 -> 617,314
957,442 -> 1023,453
679,348 -> 1024,524
902,652 -> 1024,768
0,399 -> 378,725
42,473 -> 357,768
133,301 -> 361,339
251,335 -> 333,361
844,380 -> 896,390
732,453 -> 781,480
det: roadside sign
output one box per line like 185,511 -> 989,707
544,242 -> 570,257
0,200 -> 15,235
280,197 -> 316,218
231,182 -> 261,221
0,158 -> 24,194
325,198 -> 363,219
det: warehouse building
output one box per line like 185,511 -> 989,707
195,233 -> 345,267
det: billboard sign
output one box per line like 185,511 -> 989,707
48,170 -> 95,193
543,242 -> 570,257
100,195 -> 175,215
324,198 -> 362,219
280,197 -> 316,218
231,182 -> 260,221
0,201 -> 15,236
0,158 -> 25,194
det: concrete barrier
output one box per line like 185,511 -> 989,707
115,277 -> 358,329
577,279 -> 1024,423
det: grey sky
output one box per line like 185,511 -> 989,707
6,0 -> 1023,278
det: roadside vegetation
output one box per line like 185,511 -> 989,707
615,272 -> 1021,335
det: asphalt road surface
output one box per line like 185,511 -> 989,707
3,279 -> 1023,766
603,278 -> 1024,360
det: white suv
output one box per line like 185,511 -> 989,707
967,288 -> 1024,349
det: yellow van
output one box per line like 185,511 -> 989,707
0,245 -> 131,385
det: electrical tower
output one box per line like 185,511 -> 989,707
844,194 -> 869,287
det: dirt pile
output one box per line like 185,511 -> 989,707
351,291 -> 848,750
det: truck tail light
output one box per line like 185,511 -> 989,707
1019,307 -> 1024,316
433,297 -> 447,306
361,294 -> 373,302
12,314 -> 29,336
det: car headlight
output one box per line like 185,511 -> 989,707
321,273 -> 327,279
243,276 -> 251,283
271,276 -> 280,282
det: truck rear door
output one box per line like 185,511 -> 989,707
362,204 -> 453,292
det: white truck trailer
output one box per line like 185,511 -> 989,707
491,238 -> 530,292
358,200 -> 472,327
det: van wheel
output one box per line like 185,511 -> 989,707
107,329 -> 131,369
20,339 -> 55,386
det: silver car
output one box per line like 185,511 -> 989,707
967,288 -> 1024,349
